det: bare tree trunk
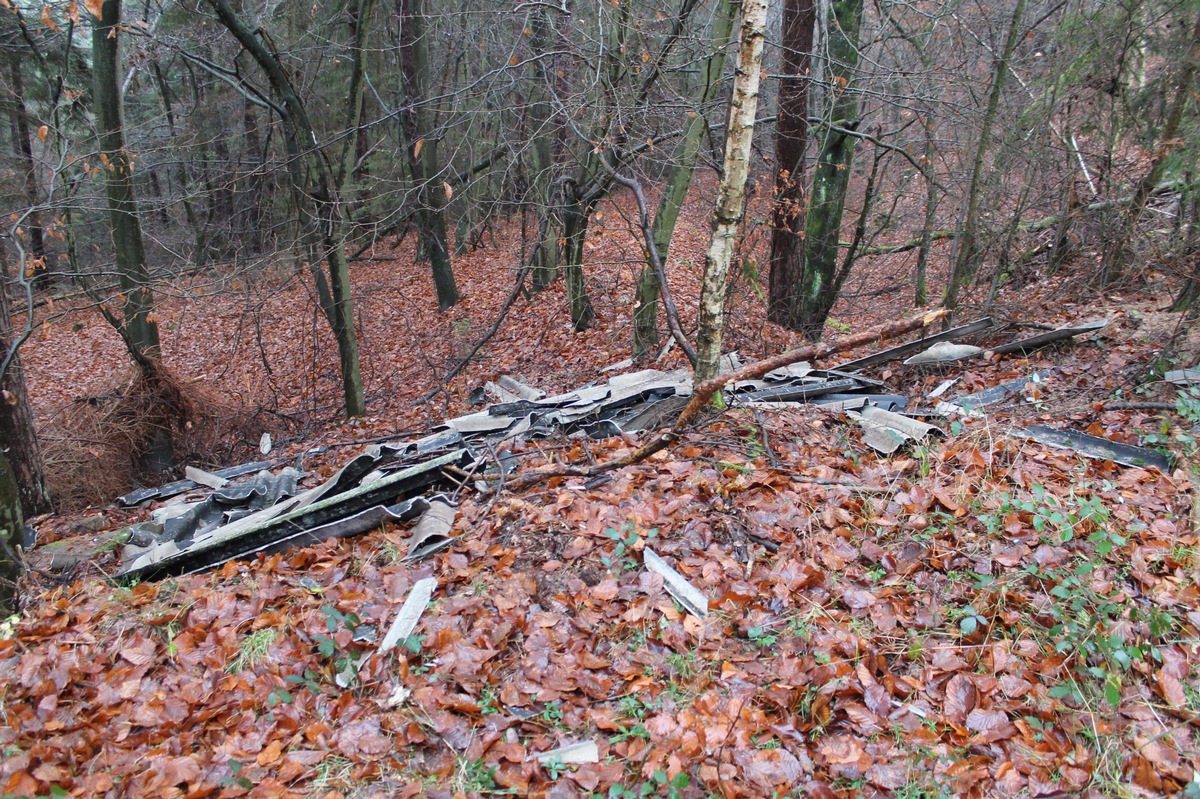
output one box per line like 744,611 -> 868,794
766,0 -> 816,330
945,0 -> 1027,309
0,243 -> 51,518
527,7 -> 561,290
1101,12 -> 1199,287
1171,172 -> 1200,315
0,450 -> 23,612
633,0 -> 738,356
205,0 -> 366,417
914,120 -> 939,306
93,0 -> 162,368
791,0 -> 865,339
8,56 -> 51,284
695,0 -> 770,382
398,0 -> 458,311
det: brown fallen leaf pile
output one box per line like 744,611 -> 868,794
3,389 -> 1199,798
8,178 -> 1200,797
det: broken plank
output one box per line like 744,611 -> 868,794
644,548 -> 708,618
1166,368 -> 1200,386
1020,425 -> 1173,471
405,500 -> 458,560
833,317 -> 994,372
184,466 -> 229,490
903,342 -> 983,365
378,577 -> 437,655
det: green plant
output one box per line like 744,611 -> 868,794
313,605 -> 363,688
893,779 -> 953,799
540,700 -> 566,728
664,650 -> 706,681
478,685 -> 501,715
955,604 -> 988,636
611,724 -> 651,744
284,669 -> 325,694
741,424 -> 767,460
1142,385 -> 1200,457
312,754 -> 355,791
543,756 -> 567,780
601,523 -> 657,574
602,770 -> 689,799
227,627 -> 278,673
218,761 -> 253,791
1040,559 -> 1170,706
453,757 -> 514,795
746,624 -> 778,648
616,693 -> 657,720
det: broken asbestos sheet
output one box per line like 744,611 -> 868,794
1020,425 -> 1174,471
847,403 -> 942,455
119,446 -> 474,581
989,318 -> 1108,355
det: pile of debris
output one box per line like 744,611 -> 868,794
113,315 -> 1173,581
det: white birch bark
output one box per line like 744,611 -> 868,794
695,0 -> 769,382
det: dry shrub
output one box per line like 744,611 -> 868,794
40,365 -> 276,511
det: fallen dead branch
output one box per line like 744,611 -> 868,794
503,309 -> 948,491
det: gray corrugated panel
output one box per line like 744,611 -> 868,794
990,318 -> 1109,355
834,317 -> 994,372
1021,425 -> 1173,471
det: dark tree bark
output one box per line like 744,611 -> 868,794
0,450 -> 23,612
789,0 -> 865,340
8,55 -> 51,283
398,0 -> 458,311
93,0 -> 162,367
205,0 -> 366,417
0,245 -> 51,518
526,7 -> 561,290
766,0 -> 816,330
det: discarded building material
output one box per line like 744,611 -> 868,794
405,500 -> 458,560
379,577 -> 438,656
848,404 -> 942,455
118,314 -> 951,579
503,310 -> 951,491
990,318 -> 1109,355
943,369 -> 1056,413
644,548 -> 709,618
486,375 -> 546,404
929,378 -> 960,399
184,466 -> 229,490
834,317 -> 993,372
1165,368 -> 1200,386
532,741 -> 600,766
120,448 -> 473,581
903,342 -> 983,366
118,460 -> 273,506
735,377 -> 861,403
1020,425 -> 1174,471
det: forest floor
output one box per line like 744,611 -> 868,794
5,177 -> 1200,798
